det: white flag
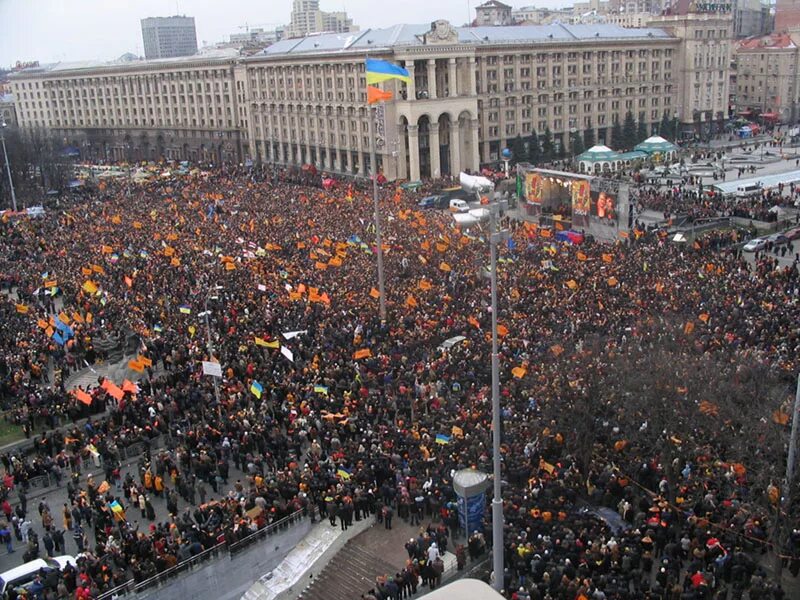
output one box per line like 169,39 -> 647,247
202,361 -> 222,377
282,330 -> 308,340
280,346 -> 294,362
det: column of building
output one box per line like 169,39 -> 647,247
427,59 -> 437,99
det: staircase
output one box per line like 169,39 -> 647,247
298,542 -> 399,600
297,521 -> 419,600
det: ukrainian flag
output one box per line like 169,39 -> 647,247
435,434 -> 451,445
314,385 -> 329,396
250,380 -> 263,399
337,466 -> 351,480
178,305 -> 191,314
365,58 -> 411,85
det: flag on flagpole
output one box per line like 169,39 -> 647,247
314,385 -> 329,396
435,434 -> 451,445
178,305 -> 191,314
337,466 -> 352,480
250,380 -> 263,399
365,59 -> 411,84
367,86 -> 393,104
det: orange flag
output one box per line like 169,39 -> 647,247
225,262 -> 236,271
439,262 -> 451,272
607,277 -> 618,287
127,359 -> 145,373
367,85 -> 393,104
418,279 -> 432,291
72,389 -> 93,406
369,287 -> 381,299
468,316 -> 481,329
576,252 -> 587,261
566,280 -> 578,290
602,254 -> 613,264
124,276 -> 133,287
353,349 -> 372,360
315,262 -> 328,270
511,366 -> 527,379
684,321 -> 695,334
405,294 -> 418,308
698,313 -> 710,323
540,229 -> 552,238
497,324 -> 509,337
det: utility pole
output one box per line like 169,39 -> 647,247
775,373 -> 800,577
487,195 -> 509,593
0,119 -> 17,212
368,98 -> 387,323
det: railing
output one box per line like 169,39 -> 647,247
7,435 -> 164,501
96,508 -> 308,600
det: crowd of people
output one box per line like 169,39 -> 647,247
0,161 -> 798,599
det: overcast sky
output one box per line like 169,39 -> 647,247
0,0 -> 571,66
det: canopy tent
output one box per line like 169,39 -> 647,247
634,135 -> 677,156
577,145 -> 646,174
577,145 -> 617,162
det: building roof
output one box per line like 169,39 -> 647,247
260,22 -> 672,57
634,135 -> 677,153
737,33 -> 797,50
9,48 -> 240,77
476,0 -> 512,9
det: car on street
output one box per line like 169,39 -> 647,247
417,195 -> 442,209
765,233 -> 789,246
742,238 -> 767,252
784,226 -> 800,240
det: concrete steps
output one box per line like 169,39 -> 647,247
298,542 -> 399,600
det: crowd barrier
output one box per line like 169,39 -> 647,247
96,508 -> 308,600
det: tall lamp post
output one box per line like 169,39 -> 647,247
454,175 -> 509,593
0,118 -> 17,212
199,285 -> 223,420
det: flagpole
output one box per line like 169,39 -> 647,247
368,85 -> 387,323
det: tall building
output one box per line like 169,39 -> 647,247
9,16 -> 731,180
735,33 -> 800,122
286,0 -> 358,38
141,16 -> 198,60
776,0 -> 800,30
475,1 -> 514,26
734,0 -> 772,38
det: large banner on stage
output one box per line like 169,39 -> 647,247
525,173 -> 542,205
571,179 -> 590,229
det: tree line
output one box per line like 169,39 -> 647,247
507,111 -> 681,166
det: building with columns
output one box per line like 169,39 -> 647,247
9,17 -> 731,180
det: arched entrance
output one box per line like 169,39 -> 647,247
417,115 -> 431,179
457,111 -> 474,173
398,116 -> 409,180
437,113 -> 452,177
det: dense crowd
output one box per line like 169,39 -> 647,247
0,162 -> 799,600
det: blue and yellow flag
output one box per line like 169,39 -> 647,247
178,304 -> 191,315
337,466 -> 351,480
250,380 -> 263,399
435,434 -> 451,445
314,385 -> 329,396
365,58 -> 411,85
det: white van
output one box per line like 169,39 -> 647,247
736,183 -> 762,199
0,555 -> 76,596
449,199 -> 469,213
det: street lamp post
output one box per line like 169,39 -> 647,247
487,198 -> 509,593
454,178 -> 509,593
201,285 -> 223,419
0,118 -> 17,212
